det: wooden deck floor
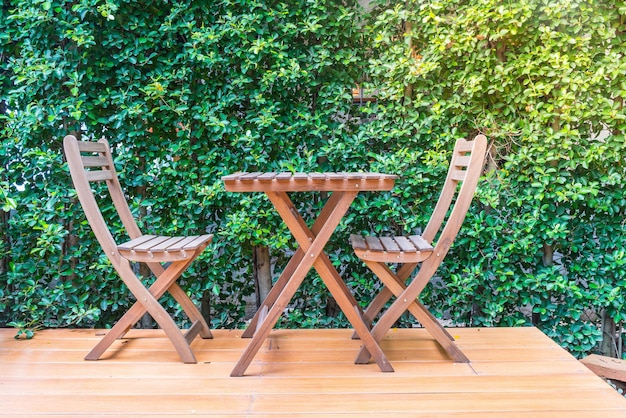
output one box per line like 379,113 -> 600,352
1,327 -> 625,416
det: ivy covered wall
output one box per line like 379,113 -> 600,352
1,0 -> 625,358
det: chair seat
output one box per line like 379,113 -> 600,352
118,234 -> 213,262
350,234 -> 433,263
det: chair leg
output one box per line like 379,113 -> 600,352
147,260 -> 212,339
167,281 -> 212,339
355,261 -> 469,364
85,288 -> 197,364
85,312 -> 141,361
86,260 -> 201,363
362,287 -> 393,326
352,262 -> 418,339
408,301 -> 469,363
313,252 -> 394,373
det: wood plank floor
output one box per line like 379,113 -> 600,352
1,327 -> 625,416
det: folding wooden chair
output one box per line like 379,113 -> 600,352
350,134 -> 487,365
63,135 -> 213,363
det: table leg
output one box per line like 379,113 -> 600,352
242,192 -> 345,338
230,254 -> 312,376
241,247 -> 305,338
312,252 -> 393,372
267,191 -> 392,372
231,191 -> 356,376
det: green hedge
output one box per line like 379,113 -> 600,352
1,0 -> 625,358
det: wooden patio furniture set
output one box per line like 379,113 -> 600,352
63,133 -> 487,377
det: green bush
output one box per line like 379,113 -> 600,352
0,0 -> 370,331
360,0 -> 626,357
1,0 -> 625,359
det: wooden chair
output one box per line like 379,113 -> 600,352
350,134 -> 487,365
63,135 -> 213,363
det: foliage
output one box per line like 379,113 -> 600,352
1,0 -> 625,360
0,0 -> 369,332
361,0 -> 626,357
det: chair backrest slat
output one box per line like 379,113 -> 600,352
421,135 -> 487,250
449,169 -> 468,182
64,135 -> 144,265
77,141 -> 107,152
85,170 -> 114,182
81,155 -> 110,167
72,140 -> 114,183
454,155 -> 471,167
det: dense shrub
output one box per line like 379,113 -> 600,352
1,0 -> 625,358
360,0 -> 626,356
0,0 -> 370,331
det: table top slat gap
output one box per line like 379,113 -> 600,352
240,172 -> 263,180
257,172 -> 278,180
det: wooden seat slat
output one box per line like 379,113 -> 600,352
379,236 -> 401,252
362,172 -> 382,180
240,172 -> 262,180
131,236 -> 171,252
221,172 -> 244,181
182,234 -> 213,250
324,173 -> 343,180
350,234 -> 367,250
257,172 -> 277,180
164,236 -> 198,251
408,235 -> 433,251
275,172 -> 293,181
351,234 -> 434,255
345,172 -> 366,180
117,235 -> 158,251
149,237 -> 186,252
364,236 -> 384,251
393,236 -> 416,252
292,172 -> 308,180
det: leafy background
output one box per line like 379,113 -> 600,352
1,0 -> 625,359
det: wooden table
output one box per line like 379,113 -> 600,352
222,172 -> 397,376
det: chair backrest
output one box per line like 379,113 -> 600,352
421,135 -> 487,256
63,135 -> 142,266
